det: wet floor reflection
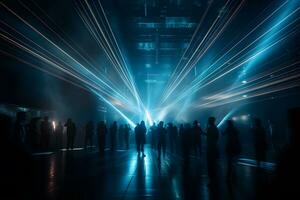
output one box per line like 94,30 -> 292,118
26,147 -> 275,200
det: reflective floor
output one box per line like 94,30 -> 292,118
3,146 -> 273,200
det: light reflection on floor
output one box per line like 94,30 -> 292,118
24,147 -> 276,200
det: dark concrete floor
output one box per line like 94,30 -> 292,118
3,146 -> 274,200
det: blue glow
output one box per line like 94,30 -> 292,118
128,154 -> 137,175
165,17 -> 196,28
137,42 -> 155,51
217,109 -> 236,128
171,178 -> 180,199
137,22 -> 159,29
238,1 -> 300,80
91,89 -> 136,127
145,109 -> 153,126
145,63 -> 151,68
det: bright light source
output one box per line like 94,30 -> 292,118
145,64 -> 151,68
242,80 -> 247,84
241,115 -> 248,121
52,121 -> 56,130
232,116 -> 238,121
145,109 -> 153,126
242,94 -> 248,98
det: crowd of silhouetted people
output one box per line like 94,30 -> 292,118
3,114 -> 135,153
1,107 -> 300,199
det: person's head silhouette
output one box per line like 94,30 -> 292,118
208,117 -> 216,126
193,120 -> 198,126
159,121 -> 164,128
226,120 -> 234,128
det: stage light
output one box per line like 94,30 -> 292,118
241,115 -> 248,121
145,64 -> 151,68
52,121 -> 56,131
145,109 -> 153,126
242,80 -> 247,84
242,94 -> 248,98
232,116 -> 238,121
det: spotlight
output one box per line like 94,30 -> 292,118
241,115 -> 248,121
52,121 -> 56,131
145,64 -> 151,68
242,80 -> 247,84
232,116 -> 238,121
145,109 -> 153,126
242,94 -> 248,98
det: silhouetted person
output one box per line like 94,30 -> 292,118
28,117 -> 40,151
206,117 -> 219,186
266,107 -> 300,200
150,123 -> 157,149
179,124 -> 184,154
135,121 -> 146,157
13,112 -> 26,145
1,114 -> 34,199
84,120 -> 94,149
167,123 -> 173,152
251,118 -> 267,167
157,121 -> 167,160
223,120 -> 241,181
135,123 -> 139,153
110,121 -> 117,151
40,116 -> 52,151
1,114 -> 13,150
97,121 -> 107,154
192,120 -> 204,156
268,120 -> 282,154
54,121 -> 63,151
118,124 -> 124,148
167,123 -> 178,153
65,118 -> 76,150
182,123 -> 192,164
124,124 -> 130,150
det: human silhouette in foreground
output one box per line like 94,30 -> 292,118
97,121 -> 107,154
135,121 -> 146,157
157,121 -> 167,160
65,118 -> 76,150
1,114 -> 34,199
182,123 -> 192,165
54,121 -> 63,151
223,120 -> 241,182
268,119 -> 282,155
84,121 -> 94,149
179,124 -> 184,155
28,117 -> 40,151
150,122 -> 157,149
110,121 -> 117,151
167,123 -> 178,153
192,120 -> 204,156
124,124 -> 130,150
40,116 -> 52,151
206,117 -> 219,186
118,124 -> 124,148
266,107 -> 300,200
13,112 -> 26,145
251,118 -> 267,167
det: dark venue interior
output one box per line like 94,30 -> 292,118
1,0 -> 300,199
